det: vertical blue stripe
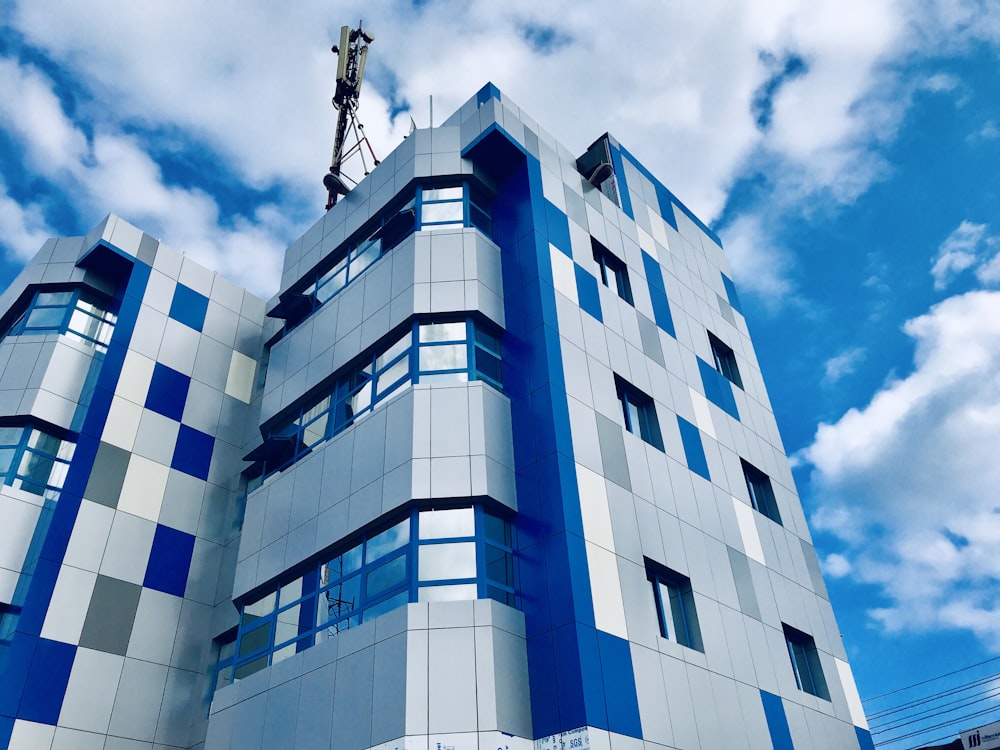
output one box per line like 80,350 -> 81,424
722,273 -> 742,313
677,416 -> 710,481
760,690 -> 795,750
641,251 -> 675,336
607,143 -> 634,220
697,358 -> 739,420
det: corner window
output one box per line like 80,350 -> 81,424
248,318 -> 503,485
741,459 -> 781,524
270,181 -> 493,335
593,240 -> 633,304
783,624 -> 830,699
709,332 -> 742,389
645,558 -> 702,651
615,376 -> 662,450
5,288 -> 116,351
0,425 -> 75,499
226,505 -> 515,682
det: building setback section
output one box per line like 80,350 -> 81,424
0,82 -> 871,750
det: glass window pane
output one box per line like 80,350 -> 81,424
419,322 -> 465,343
362,590 -> 408,620
237,620 -> 271,656
419,508 -> 474,540
234,655 -> 268,680
475,352 -> 502,384
25,306 -> 67,329
474,327 -> 501,354
323,545 -> 362,581
418,542 -> 476,581
0,427 -> 23,447
36,291 -> 73,306
317,266 -> 347,302
279,578 -> 302,606
375,334 -> 410,370
419,584 -> 477,602
18,450 -> 55,487
27,431 -> 61,455
375,357 -> 410,396
242,591 -> 277,622
345,381 -> 372,418
0,448 -> 17,476
366,555 -> 407,598
482,513 -> 511,546
274,602 -> 303,645
68,309 -> 104,340
422,187 -> 463,202
366,519 -> 410,561
485,547 -> 514,587
350,239 -> 381,274
319,574 -> 360,625
419,344 -> 466,372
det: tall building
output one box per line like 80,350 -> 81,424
0,83 -> 872,750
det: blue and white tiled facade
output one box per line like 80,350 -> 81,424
0,84 -> 871,750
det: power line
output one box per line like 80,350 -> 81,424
865,656 -> 1000,703
870,686 -> 1000,734
874,704 -> 1000,746
868,673 -> 1000,721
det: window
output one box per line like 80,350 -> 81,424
5,287 -> 116,351
741,459 -> 781,524
783,624 -> 829,699
0,425 -> 75,499
615,376 -> 662,450
271,182 -> 493,334
708,332 -> 742,389
645,558 -> 702,651
592,240 -> 633,304
226,505 -> 515,682
248,318 -> 502,486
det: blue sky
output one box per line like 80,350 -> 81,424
2,2 -> 999,745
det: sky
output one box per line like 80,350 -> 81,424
1,1 -> 999,745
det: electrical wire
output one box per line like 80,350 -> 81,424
865,656 -> 1000,703
874,703 -> 1000,746
870,686 -> 1000,734
868,673 -> 1000,721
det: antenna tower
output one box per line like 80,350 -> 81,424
324,22 -> 379,210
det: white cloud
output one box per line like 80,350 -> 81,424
0,0 -> 998,303
800,289 -> 1000,649
0,184 -> 54,263
931,220 -> 1000,290
823,347 -> 866,385
717,213 -> 796,308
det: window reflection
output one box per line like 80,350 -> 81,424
231,506 -> 516,682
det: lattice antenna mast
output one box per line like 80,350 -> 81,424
324,22 -> 379,211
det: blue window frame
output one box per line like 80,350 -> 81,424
0,425 -> 75,499
226,505 -> 515,683
247,318 -> 502,486
741,459 -> 782,525
592,239 -> 633,304
709,332 -> 743,389
5,287 -> 116,350
645,558 -> 703,651
615,376 -> 663,450
272,182 -> 493,333
783,623 -> 830,699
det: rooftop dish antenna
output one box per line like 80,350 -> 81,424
324,22 -> 379,211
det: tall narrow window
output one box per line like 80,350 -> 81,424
592,240 -> 633,304
708,332 -> 743,388
783,624 -> 830,699
741,459 -> 781,524
615,376 -> 662,450
645,558 -> 703,651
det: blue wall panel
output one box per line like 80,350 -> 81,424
168,284 -> 209,331
641,251 -> 675,337
677,416 -> 711,481
856,727 -> 875,750
697,359 -> 739,420
597,630 -> 642,737
17,638 -> 75,725
760,690 -> 795,750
